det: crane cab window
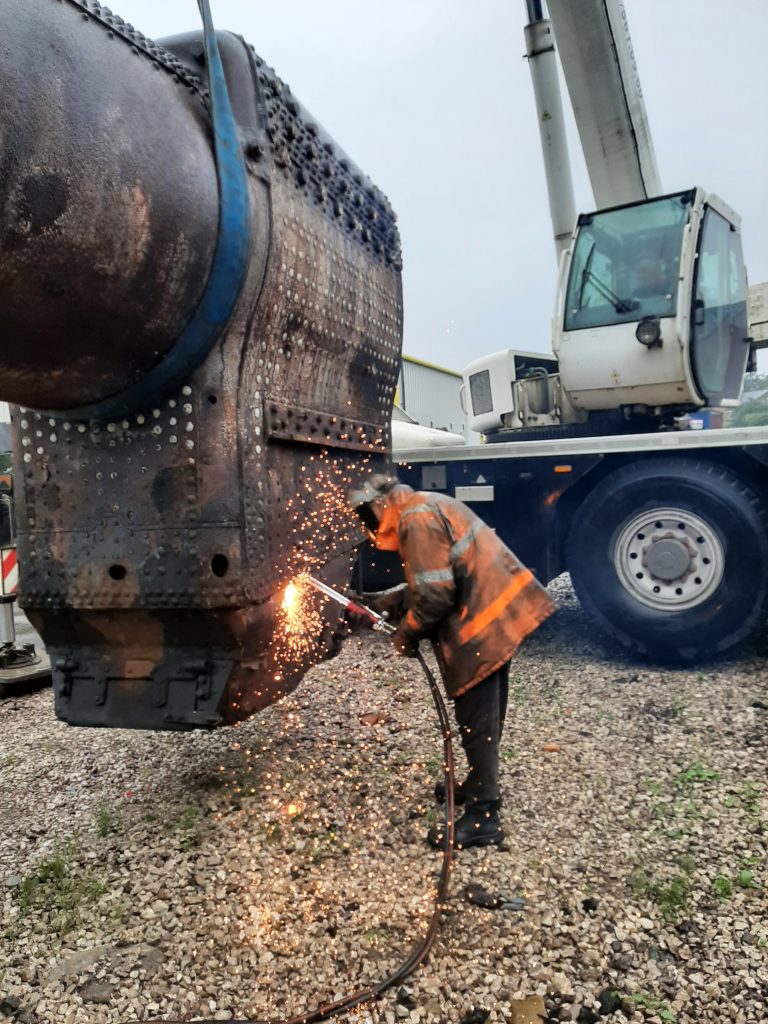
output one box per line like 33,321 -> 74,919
690,207 -> 749,405
564,192 -> 693,332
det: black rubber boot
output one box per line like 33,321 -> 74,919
433,777 -> 467,805
427,802 -> 504,850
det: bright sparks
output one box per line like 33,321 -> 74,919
259,451 -> 388,694
273,574 -> 325,666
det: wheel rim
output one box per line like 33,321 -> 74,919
613,507 -> 725,611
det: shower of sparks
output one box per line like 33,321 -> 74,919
271,573 -> 325,669
260,450 -> 389,689
210,631 -> 445,1019
284,450 -> 373,575
213,449 -> 429,1014
227,442 -> 392,719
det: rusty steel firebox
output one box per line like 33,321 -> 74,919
0,0 -> 403,729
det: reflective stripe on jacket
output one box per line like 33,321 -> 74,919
395,488 -> 555,698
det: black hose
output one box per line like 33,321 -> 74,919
134,647 -> 456,1024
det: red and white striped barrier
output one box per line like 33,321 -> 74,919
1,547 -> 18,597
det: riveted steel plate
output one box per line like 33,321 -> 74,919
265,401 -> 387,452
3,0 -> 403,729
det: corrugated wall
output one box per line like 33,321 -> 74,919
397,356 -> 479,441
0,403 -> 10,452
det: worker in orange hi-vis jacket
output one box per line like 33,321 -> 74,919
349,473 -> 556,850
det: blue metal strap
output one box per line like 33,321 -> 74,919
57,0 -> 250,421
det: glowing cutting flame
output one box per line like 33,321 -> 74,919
273,575 -> 324,667
282,581 -> 299,612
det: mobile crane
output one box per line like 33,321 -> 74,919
392,0 -> 768,662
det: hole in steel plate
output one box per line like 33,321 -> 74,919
211,554 -> 229,578
108,564 -> 127,581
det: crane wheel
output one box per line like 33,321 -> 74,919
566,458 -> 768,662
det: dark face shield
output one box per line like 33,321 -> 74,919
355,501 -> 381,544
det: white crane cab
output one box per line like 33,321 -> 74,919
462,188 -> 752,439
555,188 -> 751,414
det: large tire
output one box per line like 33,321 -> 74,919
566,458 -> 768,661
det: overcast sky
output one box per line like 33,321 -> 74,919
115,0 -> 768,372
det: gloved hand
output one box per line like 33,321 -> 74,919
345,606 -> 376,632
350,585 -> 407,624
369,584 -> 408,623
392,628 -> 419,658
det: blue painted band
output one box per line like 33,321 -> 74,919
51,0 -> 250,422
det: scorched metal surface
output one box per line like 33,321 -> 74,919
0,0 -> 403,729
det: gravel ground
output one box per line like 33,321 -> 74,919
1,577 -> 767,1024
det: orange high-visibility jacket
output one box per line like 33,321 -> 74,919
392,486 -> 556,698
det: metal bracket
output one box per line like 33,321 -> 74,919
52,651 -> 230,729
265,400 -> 385,452
0,642 -> 39,670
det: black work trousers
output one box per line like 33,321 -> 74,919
453,662 -> 510,807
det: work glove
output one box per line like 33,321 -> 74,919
392,627 -> 419,658
344,606 -> 376,632
367,583 -> 408,623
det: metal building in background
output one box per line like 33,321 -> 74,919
750,283 -> 768,347
0,404 -> 10,453
398,356 -> 479,442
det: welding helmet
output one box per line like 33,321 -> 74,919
348,473 -> 400,546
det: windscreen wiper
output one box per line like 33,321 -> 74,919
582,268 -> 637,314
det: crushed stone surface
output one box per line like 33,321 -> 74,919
1,577 -> 766,1024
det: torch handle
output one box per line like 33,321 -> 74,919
305,576 -> 395,634
347,601 -> 395,634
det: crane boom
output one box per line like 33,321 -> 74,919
524,2 -> 577,257
546,0 -> 661,206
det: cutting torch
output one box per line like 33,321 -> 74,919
306,576 -> 395,634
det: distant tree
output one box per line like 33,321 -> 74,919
742,371 -> 768,393
729,371 -> 768,426
730,400 -> 768,428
